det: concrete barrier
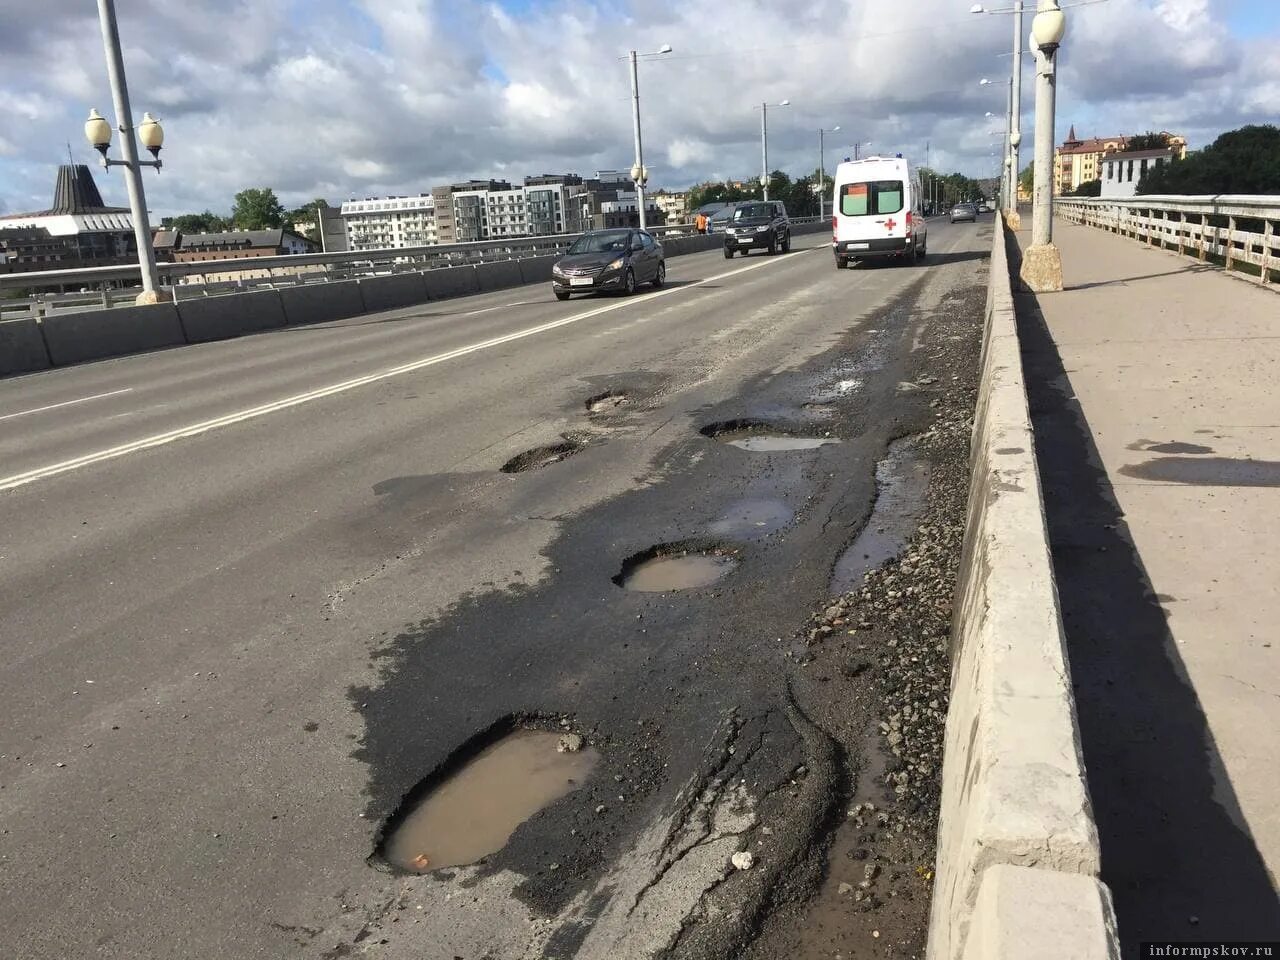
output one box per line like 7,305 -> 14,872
43,302 -> 185,366
177,289 -> 286,343
422,265 -> 479,300
518,255 -> 556,285
1,317 -> 51,375
280,279 -> 366,326
355,272 -> 429,313
927,213 -> 1119,960
474,259 -> 524,293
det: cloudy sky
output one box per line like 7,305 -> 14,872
1,0 -> 1277,217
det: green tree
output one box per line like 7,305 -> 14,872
231,187 -> 287,230
286,198 -> 331,239
1138,124 -> 1280,195
1068,178 -> 1102,197
162,211 -> 229,233
1126,131 -> 1171,151
1018,163 -> 1034,196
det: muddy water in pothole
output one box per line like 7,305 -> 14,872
708,498 -> 794,539
618,553 -> 738,592
383,730 -> 598,872
830,443 -> 930,595
719,434 -> 841,452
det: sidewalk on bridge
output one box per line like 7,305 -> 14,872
1009,217 -> 1280,951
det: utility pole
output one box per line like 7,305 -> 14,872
1021,0 -> 1066,292
95,0 -> 162,301
1009,0 -> 1024,226
761,103 -> 769,201
628,50 -> 647,229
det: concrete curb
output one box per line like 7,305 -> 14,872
926,213 -> 1119,960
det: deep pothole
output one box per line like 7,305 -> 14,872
500,439 -> 584,474
700,419 -> 840,452
586,390 -> 629,414
379,727 -> 599,873
613,542 -> 741,592
829,438 -> 931,594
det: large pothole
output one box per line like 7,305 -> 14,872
586,390 -> 629,415
613,542 -> 741,592
700,419 -> 840,452
500,439 -> 584,474
379,728 -> 599,873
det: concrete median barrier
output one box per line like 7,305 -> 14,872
43,302 -> 185,366
280,279 -> 366,326
355,272 -> 429,313
422,265 -> 479,300
517,255 -> 556,285
1,317 -> 51,375
926,213 -> 1118,960
177,289 -> 286,344
474,259 -> 524,293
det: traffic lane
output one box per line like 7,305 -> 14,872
0,237 -> 857,738
0,238 -> 826,478
0,223 -> 987,958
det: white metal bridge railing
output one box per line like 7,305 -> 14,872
1055,195 -> 1278,287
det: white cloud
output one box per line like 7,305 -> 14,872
0,0 -> 1274,217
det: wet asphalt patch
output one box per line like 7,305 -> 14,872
699,418 -> 841,451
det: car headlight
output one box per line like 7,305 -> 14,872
756,225 -> 770,232
552,263 -> 565,276
606,257 -> 625,271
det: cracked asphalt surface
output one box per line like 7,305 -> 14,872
0,219 -> 989,960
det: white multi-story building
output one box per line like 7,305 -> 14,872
340,195 -> 436,251
486,187 -> 528,237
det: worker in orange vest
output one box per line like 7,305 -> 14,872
695,212 -> 708,233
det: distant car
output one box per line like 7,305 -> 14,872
723,201 -> 791,257
551,229 -> 665,300
951,203 -> 978,223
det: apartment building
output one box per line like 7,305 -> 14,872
340,194 -> 436,251
486,187 -> 528,237
653,191 -> 689,223
1054,126 -> 1188,195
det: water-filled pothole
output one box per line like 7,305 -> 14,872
830,440 -> 931,594
586,391 -> 629,414
613,543 -> 740,592
381,729 -> 599,873
700,420 -> 840,452
708,498 -> 794,539
500,440 -> 583,474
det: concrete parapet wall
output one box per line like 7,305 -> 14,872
279,280 -> 366,326
42,302 -> 185,365
1,317 -> 52,375
422,264 -> 480,300
177,289 -> 286,343
927,213 -> 1118,960
517,255 -> 556,285
473,259 -> 524,293
355,272 -> 429,313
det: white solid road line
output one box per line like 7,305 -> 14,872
0,250 -> 814,493
0,388 -> 135,424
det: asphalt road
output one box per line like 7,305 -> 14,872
0,219 -> 991,960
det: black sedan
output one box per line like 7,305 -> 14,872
551,229 -> 665,300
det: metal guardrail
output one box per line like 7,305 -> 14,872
0,218 -> 824,319
1056,195 -> 1278,286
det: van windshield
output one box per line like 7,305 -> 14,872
839,180 -> 904,216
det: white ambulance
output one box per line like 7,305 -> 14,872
831,155 -> 928,269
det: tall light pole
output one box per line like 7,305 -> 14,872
628,43 -> 672,230
972,2 -> 1026,225
819,125 -> 840,218
759,99 -> 790,201
1021,0 -> 1066,292
87,0 -> 166,303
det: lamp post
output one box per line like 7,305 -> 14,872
1021,0 -> 1066,292
819,125 -> 840,218
628,43 -> 672,230
85,0 -> 166,303
758,99 -> 790,201
973,2 -> 1025,225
